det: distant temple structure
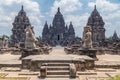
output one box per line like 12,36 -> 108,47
112,31 -> 119,41
87,5 -> 105,43
11,6 -> 34,47
42,7 -> 75,46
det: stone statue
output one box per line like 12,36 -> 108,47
82,26 -> 93,49
25,26 -> 38,49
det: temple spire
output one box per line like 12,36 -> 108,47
65,24 -> 68,32
94,5 -> 96,10
58,7 -> 60,13
42,21 -> 49,36
52,7 -> 65,27
44,21 -> 48,28
21,5 -> 24,11
112,30 -> 119,41
18,5 -> 26,16
45,21 -> 48,25
68,22 -> 75,34
70,21 -> 72,25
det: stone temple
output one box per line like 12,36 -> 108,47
87,5 -> 105,44
42,7 -> 75,46
10,5 -> 33,48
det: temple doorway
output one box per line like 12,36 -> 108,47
57,35 -> 60,41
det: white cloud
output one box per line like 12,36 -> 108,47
51,0 -> 82,16
88,0 -> 119,12
0,0 -> 41,36
88,0 -> 120,37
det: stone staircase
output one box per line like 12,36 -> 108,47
40,62 -> 77,78
46,63 -> 70,77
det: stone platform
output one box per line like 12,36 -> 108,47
22,46 -> 94,71
0,54 -> 21,68
23,54 -> 93,62
23,46 -> 93,62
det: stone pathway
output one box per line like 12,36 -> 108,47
50,46 -> 66,55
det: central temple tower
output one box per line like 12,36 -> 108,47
42,7 -> 75,46
51,7 -> 66,43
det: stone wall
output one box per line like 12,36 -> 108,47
0,64 -> 21,68
22,59 -> 94,71
96,49 -> 120,55
0,48 -> 22,55
65,47 -> 120,55
95,65 -> 120,69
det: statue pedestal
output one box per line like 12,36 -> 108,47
79,48 -> 98,60
20,48 -> 41,59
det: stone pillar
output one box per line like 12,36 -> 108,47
40,64 -> 47,78
70,64 -> 76,78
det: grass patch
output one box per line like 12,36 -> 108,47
0,73 -> 7,77
107,75 -> 120,80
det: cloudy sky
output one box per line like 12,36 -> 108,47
0,0 -> 120,38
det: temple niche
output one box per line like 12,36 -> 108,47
87,5 -> 105,44
10,5 -> 31,48
42,7 -> 75,46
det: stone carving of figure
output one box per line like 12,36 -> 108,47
25,26 -> 38,49
82,26 -> 93,49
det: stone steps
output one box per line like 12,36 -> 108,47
47,66 -> 69,70
46,63 -> 70,76
47,70 -> 70,75
46,75 -> 70,78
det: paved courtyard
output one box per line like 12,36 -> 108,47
95,54 -> 120,66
